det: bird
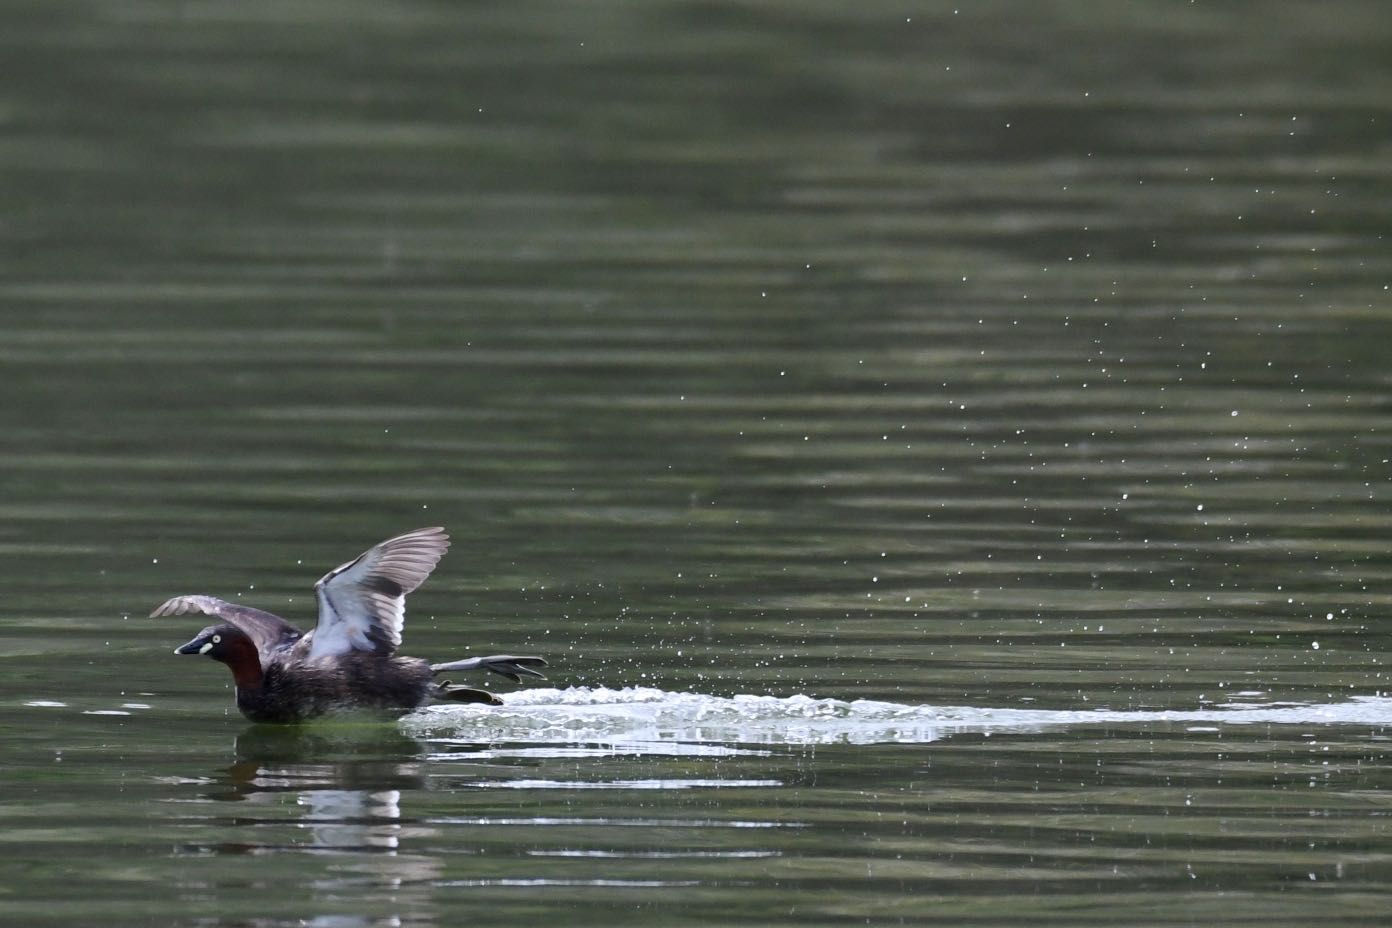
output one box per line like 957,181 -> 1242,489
152,527 -> 547,723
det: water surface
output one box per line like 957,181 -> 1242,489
3,2 -> 1392,925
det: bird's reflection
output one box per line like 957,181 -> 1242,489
199,724 -> 445,926
218,723 -> 430,805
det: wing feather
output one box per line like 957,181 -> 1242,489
150,595 -> 303,656
307,527 -> 449,660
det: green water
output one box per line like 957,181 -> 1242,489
3,1 -> 1392,925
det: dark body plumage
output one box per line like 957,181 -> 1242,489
240,652 -> 434,723
154,528 -> 547,723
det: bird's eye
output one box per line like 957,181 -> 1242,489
212,634 -> 222,644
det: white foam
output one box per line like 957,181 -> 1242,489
403,686 -> 1392,746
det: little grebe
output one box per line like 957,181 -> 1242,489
153,527 -> 547,723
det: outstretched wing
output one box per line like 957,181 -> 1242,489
150,595 -> 303,656
307,527 -> 449,660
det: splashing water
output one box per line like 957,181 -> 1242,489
401,686 -> 1392,746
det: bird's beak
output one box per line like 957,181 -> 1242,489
174,636 -> 206,655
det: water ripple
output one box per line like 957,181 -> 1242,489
404,686 -> 1392,745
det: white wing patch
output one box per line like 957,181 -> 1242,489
307,527 -> 450,660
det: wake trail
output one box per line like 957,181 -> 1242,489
402,686 -> 1392,746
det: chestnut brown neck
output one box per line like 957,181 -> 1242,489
219,634 -> 265,691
